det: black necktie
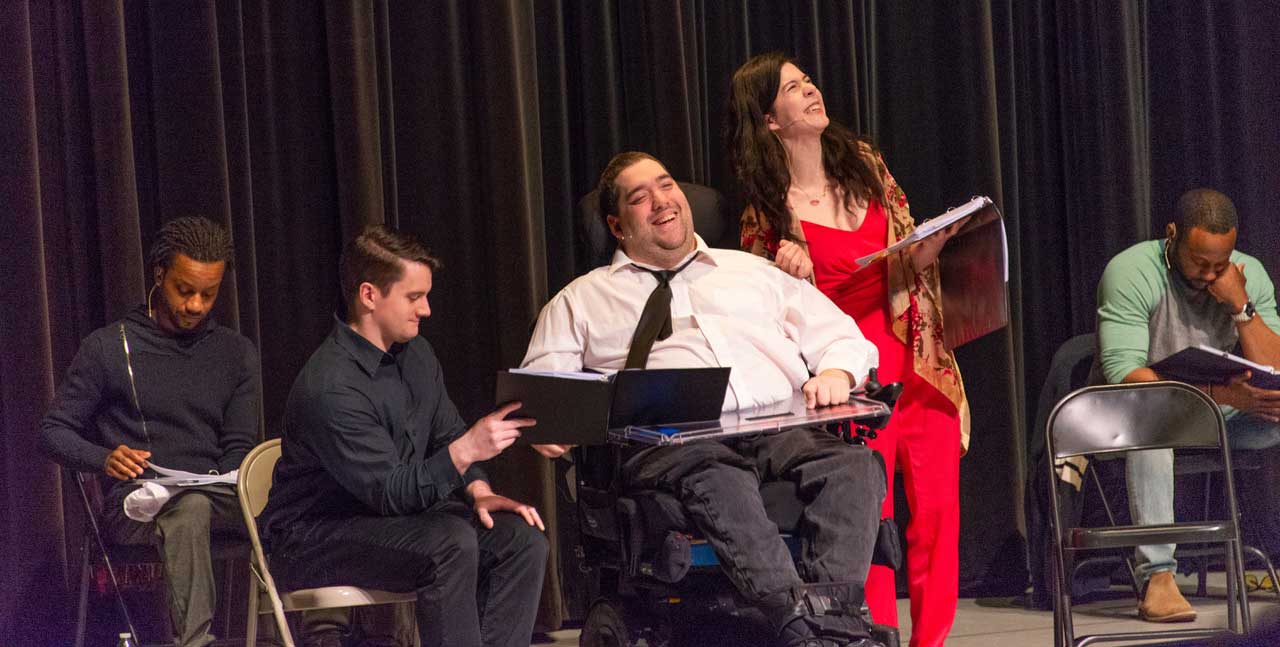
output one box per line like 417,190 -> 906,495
625,253 -> 700,369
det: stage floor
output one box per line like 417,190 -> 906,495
537,571 -> 1280,646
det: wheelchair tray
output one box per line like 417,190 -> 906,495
610,392 -> 890,446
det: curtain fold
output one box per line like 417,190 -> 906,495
5,1 -> 1279,643
86,2 -> 148,316
0,3 -> 64,636
324,0 -> 390,233
1147,2 -> 1280,278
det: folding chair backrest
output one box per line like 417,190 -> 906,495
238,438 -> 303,646
238,438 -> 281,520
1048,381 -> 1225,460
1029,333 -> 1097,463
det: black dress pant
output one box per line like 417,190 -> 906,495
273,502 -> 548,647
623,427 -> 886,611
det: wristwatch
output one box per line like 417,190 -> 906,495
1232,301 -> 1256,324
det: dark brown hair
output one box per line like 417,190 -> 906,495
339,224 -> 441,320
725,52 -> 883,243
595,151 -> 660,228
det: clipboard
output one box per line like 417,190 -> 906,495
851,196 -> 1009,348
938,199 -> 1010,349
853,196 -> 994,270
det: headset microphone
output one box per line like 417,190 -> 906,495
775,116 -> 805,130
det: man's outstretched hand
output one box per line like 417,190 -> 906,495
450,401 -> 536,474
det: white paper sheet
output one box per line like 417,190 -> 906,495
145,463 -> 238,486
506,368 -> 613,381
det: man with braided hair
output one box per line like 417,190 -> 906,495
41,216 -> 259,647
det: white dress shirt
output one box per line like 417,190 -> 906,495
521,236 -> 879,411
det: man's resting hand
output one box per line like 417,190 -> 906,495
532,444 -> 573,459
802,369 -> 854,409
468,480 -> 544,531
105,444 -> 151,481
1215,371 -> 1280,422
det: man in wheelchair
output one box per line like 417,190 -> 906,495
524,152 -> 890,647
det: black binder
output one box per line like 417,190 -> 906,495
1149,344 -> 1280,390
495,367 -> 731,445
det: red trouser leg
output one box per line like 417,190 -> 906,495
898,380 -> 961,647
864,416 -> 900,628
863,377 -> 961,645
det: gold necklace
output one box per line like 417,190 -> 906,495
791,182 -> 828,207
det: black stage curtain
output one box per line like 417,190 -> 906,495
3,2 -> 1278,643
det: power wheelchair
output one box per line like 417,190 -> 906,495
569,374 -> 905,647
567,181 -> 904,646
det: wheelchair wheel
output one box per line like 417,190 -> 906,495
580,597 -> 670,647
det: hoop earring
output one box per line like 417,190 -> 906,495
146,284 -> 158,319
1163,237 -> 1174,271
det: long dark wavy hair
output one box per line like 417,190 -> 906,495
725,52 -> 884,243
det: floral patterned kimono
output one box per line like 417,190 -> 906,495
740,149 -> 971,451
740,143 -> 971,646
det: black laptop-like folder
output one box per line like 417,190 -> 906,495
1149,344 -> 1280,390
495,367 -> 731,445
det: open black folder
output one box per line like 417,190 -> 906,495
495,367 -> 731,445
1149,344 -> 1280,390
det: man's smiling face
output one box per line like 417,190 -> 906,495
607,157 -> 696,268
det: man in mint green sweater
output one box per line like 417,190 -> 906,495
1096,188 -> 1280,622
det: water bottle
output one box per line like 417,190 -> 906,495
116,632 -> 137,647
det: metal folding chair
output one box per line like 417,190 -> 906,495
71,471 -> 247,647
237,439 -> 416,647
1046,381 -> 1251,647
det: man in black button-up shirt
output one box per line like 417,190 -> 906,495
262,225 -> 547,647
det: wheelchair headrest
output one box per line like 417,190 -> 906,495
577,181 -> 735,268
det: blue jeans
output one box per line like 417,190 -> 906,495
1127,412 -> 1280,585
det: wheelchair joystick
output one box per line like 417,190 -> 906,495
864,367 -> 883,394
861,368 -> 902,434
833,369 -> 900,445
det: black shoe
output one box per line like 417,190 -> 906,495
783,639 -> 843,647
301,630 -> 347,647
769,586 -> 881,647
777,612 -> 884,647
844,639 -> 887,647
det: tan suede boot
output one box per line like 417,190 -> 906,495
1138,571 -> 1196,622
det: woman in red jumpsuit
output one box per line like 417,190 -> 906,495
727,52 -> 971,647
